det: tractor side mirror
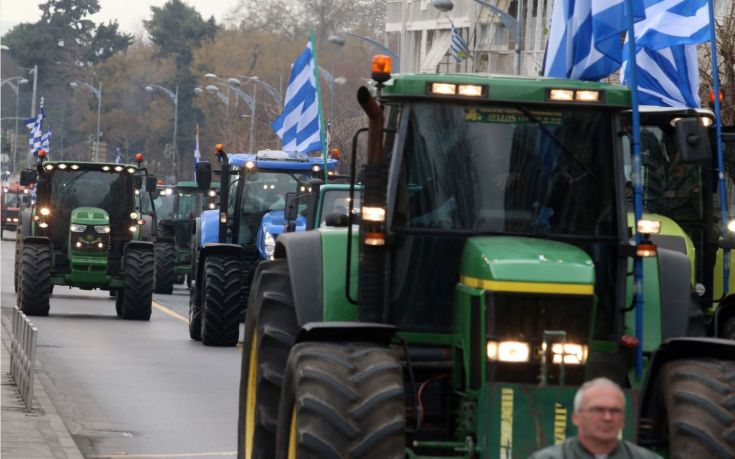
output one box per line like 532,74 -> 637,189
133,175 -> 143,189
284,192 -> 298,223
675,118 -> 711,163
719,232 -> 735,250
19,169 -> 37,186
146,175 -> 157,191
195,161 -> 212,190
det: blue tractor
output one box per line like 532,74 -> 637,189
189,146 -> 339,346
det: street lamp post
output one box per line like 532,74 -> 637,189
316,66 -> 346,136
328,33 -> 401,72
203,80 -> 257,152
2,77 -> 29,174
70,80 -> 103,161
145,84 -> 179,178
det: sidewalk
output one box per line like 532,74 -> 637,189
1,307 -> 85,459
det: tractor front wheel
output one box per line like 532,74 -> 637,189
18,243 -> 52,316
200,254 -> 242,346
238,260 -> 298,459
662,358 -> 735,459
275,342 -> 405,459
120,248 -> 154,320
189,284 -> 202,341
154,243 -> 176,294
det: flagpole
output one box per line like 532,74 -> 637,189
624,0 -> 645,380
310,31 -> 329,185
708,0 -> 729,296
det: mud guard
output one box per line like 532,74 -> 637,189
296,321 -> 397,345
657,246 -> 699,339
274,231 -> 324,326
195,243 -> 246,286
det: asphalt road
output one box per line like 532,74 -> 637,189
1,234 -> 243,459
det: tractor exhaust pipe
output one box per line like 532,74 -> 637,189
356,86 -> 387,323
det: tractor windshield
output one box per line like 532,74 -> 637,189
241,172 -> 309,215
155,193 -> 175,220
392,103 -> 617,238
174,191 -> 206,219
3,192 -> 19,207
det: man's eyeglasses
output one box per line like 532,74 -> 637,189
583,407 -> 624,416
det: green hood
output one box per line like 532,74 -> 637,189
70,207 -> 109,225
460,236 -> 594,295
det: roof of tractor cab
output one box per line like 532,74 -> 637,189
40,160 -> 141,170
228,150 -> 339,172
174,181 -> 220,190
381,73 -> 631,107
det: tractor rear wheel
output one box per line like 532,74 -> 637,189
275,342 -> 405,459
120,248 -> 154,320
154,243 -> 176,294
237,260 -> 298,459
13,232 -> 22,292
200,254 -> 242,346
189,285 -> 202,341
663,359 -> 735,459
18,243 -> 52,316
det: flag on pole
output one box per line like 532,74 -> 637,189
115,147 -> 123,164
451,27 -> 470,62
24,108 -> 45,157
622,0 -> 711,108
271,39 -> 323,154
194,124 -> 201,166
543,0 -> 645,80
40,129 -> 51,156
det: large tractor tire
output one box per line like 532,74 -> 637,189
238,260 -> 299,459
275,342 -> 405,459
120,248 -> 154,320
13,234 -> 22,292
200,254 -> 242,346
662,359 -> 735,459
154,243 -> 176,294
188,285 -> 202,341
18,243 -> 52,316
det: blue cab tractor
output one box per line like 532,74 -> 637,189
189,146 -> 339,346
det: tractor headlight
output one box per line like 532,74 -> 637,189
129,226 -> 138,232
209,203 -> 216,209
264,232 -> 276,257
486,341 -> 530,362
94,225 -> 110,233
549,343 -> 588,365
40,207 -> 51,216
130,212 -> 139,219
70,224 -> 87,232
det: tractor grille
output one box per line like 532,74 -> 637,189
486,292 -> 593,385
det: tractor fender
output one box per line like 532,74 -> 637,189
199,209 -> 220,246
19,210 -> 32,238
195,243 -> 246,286
637,338 -> 735,443
657,246 -> 700,339
295,321 -> 397,345
124,240 -> 153,257
274,231 -> 324,326
22,235 -> 52,246
713,294 -> 735,338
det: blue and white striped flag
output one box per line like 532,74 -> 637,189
271,39 -> 323,154
622,0 -> 711,108
40,129 -> 51,156
24,108 -> 45,157
544,0 -> 645,80
194,124 -> 200,166
115,147 -> 123,164
451,27 -> 470,62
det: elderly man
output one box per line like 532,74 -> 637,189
529,378 -> 662,459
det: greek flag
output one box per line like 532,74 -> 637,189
40,129 -> 51,155
271,39 -> 323,154
24,108 -> 45,157
194,124 -> 200,166
451,27 -> 470,62
543,0 -> 645,80
622,0 -> 710,107
115,147 -> 123,164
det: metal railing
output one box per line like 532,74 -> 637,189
10,307 -> 38,409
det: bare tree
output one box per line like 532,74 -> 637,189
699,0 -> 735,126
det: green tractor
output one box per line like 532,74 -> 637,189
237,61 -> 735,458
16,157 -> 157,320
154,181 -> 218,293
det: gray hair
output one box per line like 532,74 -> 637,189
573,377 -> 625,413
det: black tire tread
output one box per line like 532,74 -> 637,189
120,248 -> 154,320
154,243 -> 176,294
19,243 -> 52,316
201,255 -> 242,346
664,359 -> 735,459
276,342 -> 405,459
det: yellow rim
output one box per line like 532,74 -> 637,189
461,275 -> 594,295
288,406 -> 297,459
245,333 -> 258,459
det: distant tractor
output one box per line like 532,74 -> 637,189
154,181 -> 218,293
236,58 -> 735,458
15,155 -> 157,320
190,147 -> 338,346
2,182 -> 30,235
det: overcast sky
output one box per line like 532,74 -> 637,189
0,0 -> 240,36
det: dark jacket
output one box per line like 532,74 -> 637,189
528,437 -> 663,459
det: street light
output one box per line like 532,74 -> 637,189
210,73 -> 282,106
1,77 -> 28,173
70,80 -> 103,161
328,32 -> 401,72
203,81 -> 257,153
145,84 -> 179,178
317,66 -> 346,134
